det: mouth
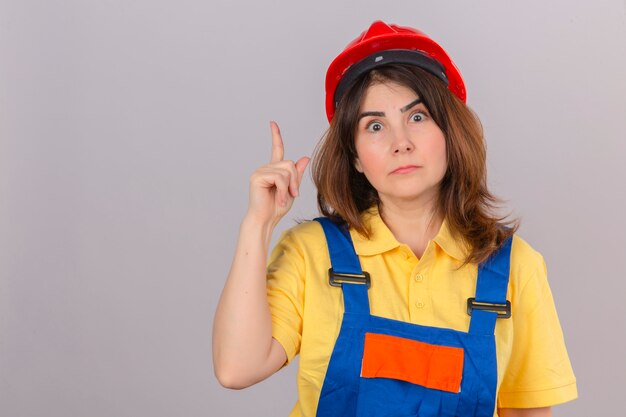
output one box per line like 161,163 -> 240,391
390,165 -> 421,175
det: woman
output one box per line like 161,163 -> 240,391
213,21 -> 577,417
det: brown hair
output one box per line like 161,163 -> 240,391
311,64 -> 518,264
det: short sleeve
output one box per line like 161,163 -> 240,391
498,249 -> 578,408
266,229 -> 306,364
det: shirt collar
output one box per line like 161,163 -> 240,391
350,206 -> 400,256
349,205 -> 469,261
432,219 -> 469,261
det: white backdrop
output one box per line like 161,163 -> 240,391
1,1 -> 625,416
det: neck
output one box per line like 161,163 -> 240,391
378,197 -> 443,258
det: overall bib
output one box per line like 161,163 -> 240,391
314,218 -> 512,417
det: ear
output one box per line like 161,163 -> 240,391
354,158 -> 363,173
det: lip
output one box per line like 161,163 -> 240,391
390,165 -> 421,175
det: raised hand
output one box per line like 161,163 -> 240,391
214,120 -> 306,387
246,121 -> 310,226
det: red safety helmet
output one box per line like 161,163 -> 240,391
325,20 -> 466,122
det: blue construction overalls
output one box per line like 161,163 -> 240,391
314,218 -> 513,417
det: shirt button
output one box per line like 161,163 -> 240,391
414,274 -> 424,282
415,300 -> 425,308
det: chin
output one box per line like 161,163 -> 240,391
379,186 -> 440,203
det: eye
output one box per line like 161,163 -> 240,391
410,112 -> 426,122
365,121 -> 383,133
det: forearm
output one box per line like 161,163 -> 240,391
212,214 -> 284,388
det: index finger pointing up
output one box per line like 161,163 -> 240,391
270,121 -> 284,163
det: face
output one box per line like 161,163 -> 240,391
354,81 -> 447,206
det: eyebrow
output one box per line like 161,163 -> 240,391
357,111 -> 385,121
357,98 -> 423,121
400,98 -> 423,113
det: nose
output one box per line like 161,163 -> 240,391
391,126 -> 415,154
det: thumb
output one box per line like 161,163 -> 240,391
295,156 -> 310,183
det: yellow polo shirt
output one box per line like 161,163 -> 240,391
266,206 -> 577,416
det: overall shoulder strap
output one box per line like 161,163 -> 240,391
315,217 -> 370,314
469,236 -> 513,335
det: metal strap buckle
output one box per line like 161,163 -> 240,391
328,269 -> 371,288
467,298 -> 511,319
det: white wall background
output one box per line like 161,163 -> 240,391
1,1 -> 625,416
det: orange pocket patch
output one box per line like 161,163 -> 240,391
361,332 -> 464,393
